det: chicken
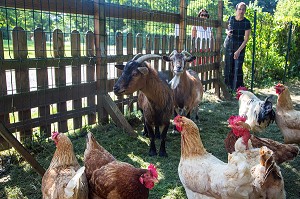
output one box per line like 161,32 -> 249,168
237,86 -> 276,132
174,115 -> 285,199
42,132 -> 88,199
84,131 -> 159,199
274,83 -> 300,144
225,116 -> 299,164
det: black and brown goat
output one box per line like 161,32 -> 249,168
113,54 -> 174,157
162,50 -> 203,123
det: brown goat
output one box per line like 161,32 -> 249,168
113,54 -> 174,157
162,50 -> 203,125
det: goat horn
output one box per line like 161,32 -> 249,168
181,50 -> 192,57
169,50 -> 178,57
132,53 -> 142,61
136,54 -> 161,64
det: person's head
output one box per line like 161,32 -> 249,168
235,2 -> 246,16
197,9 -> 209,19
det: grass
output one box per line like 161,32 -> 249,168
0,86 -> 300,199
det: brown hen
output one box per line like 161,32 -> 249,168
42,132 -> 88,199
225,131 -> 299,164
84,131 -> 159,199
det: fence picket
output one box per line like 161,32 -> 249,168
71,30 -> 82,129
34,28 -> 51,137
127,33 -> 134,113
86,31 -> 96,125
154,35 -> 160,71
12,27 -> 31,141
0,29 -> 10,150
116,32 -> 124,114
53,29 -> 68,133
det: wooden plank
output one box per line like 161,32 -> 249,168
126,33 -> 134,113
71,30 -> 82,129
7,106 -> 96,132
161,35 -> 167,71
0,30 -> 4,59
12,26 -> 32,141
153,35 -> 159,71
102,94 -> 136,137
34,28 -> 51,136
0,122 -> 45,176
0,83 -> 96,114
127,33 -> 133,56
53,29 -> 65,58
34,28 -> 47,58
13,27 -> 28,59
136,33 -> 143,54
145,34 -> 151,54
116,32 -> 124,113
53,29 -> 68,132
86,31 -> 96,125
178,0 -> 187,52
94,0 -> 109,124
0,27 -> 10,150
214,1 -> 224,98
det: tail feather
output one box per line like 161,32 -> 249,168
64,166 -> 86,198
257,96 -> 275,126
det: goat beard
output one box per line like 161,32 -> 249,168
169,74 -> 181,89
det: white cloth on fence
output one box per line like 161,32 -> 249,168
192,26 -> 213,49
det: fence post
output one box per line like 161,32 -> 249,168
94,0 -> 109,124
251,11 -> 257,92
179,0 -> 187,51
214,1 -> 224,98
283,22 -> 292,84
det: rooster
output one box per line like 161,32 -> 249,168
174,115 -> 285,199
236,86 -> 276,132
84,131 -> 159,199
274,83 -> 300,144
42,132 -> 88,199
225,115 -> 299,164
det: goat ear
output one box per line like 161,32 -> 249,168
115,64 -> 125,70
162,55 -> 171,62
137,67 -> 149,75
185,56 -> 196,63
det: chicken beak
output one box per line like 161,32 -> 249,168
152,177 -> 159,183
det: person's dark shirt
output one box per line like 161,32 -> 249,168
228,16 -> 251,43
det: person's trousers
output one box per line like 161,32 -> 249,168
224,48 -> 245,91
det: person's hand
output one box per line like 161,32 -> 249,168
234,51 -> 240,59
226,29 -> 233,36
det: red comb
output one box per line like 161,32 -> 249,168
148,164 -> 158,179
237,86 -> 247,92
228,115 -> 248,137
51,132 -> 59,140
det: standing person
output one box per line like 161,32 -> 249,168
191,9 -> 214,48
191,9 -> 214,64
224,2 -> 251,91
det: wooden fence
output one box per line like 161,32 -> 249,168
0,0 -> 227,152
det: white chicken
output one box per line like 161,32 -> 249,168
236,87 -> 275,132
173,115 -> 285,199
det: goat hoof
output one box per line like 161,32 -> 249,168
159,151 -> 168,157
